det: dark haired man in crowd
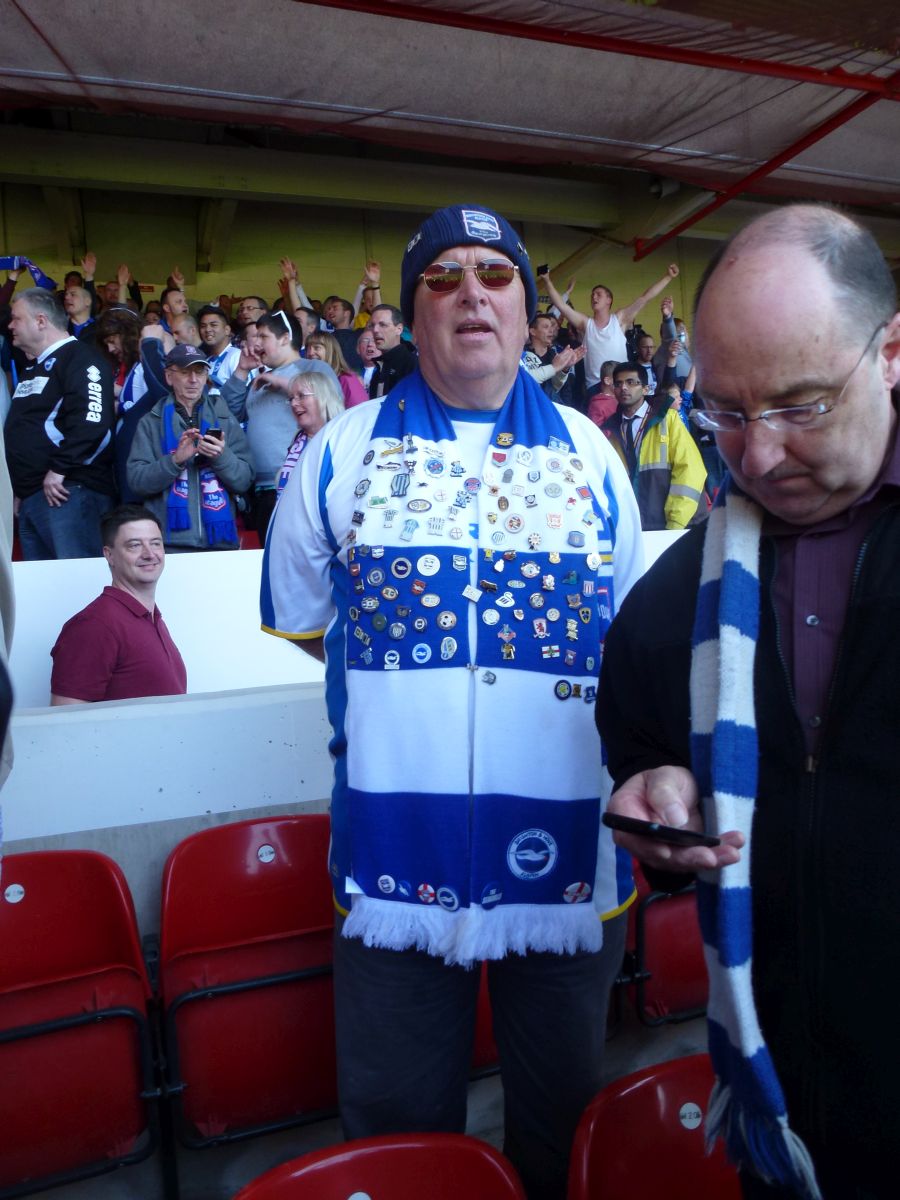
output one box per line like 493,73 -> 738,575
367,303 -> 417,397
160,285 -> 189,333
598,204 -> 900,1199
50,504 -> 187,703
602,360 -> 706,530
6,287 -> 116,559
236,295 -> 269,330
262,203 -> 643,1200
198,305 -> 240,387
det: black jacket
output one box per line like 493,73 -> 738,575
596,507 -> 900,1196
5,335 -> 116,499
368,340 -> 417,399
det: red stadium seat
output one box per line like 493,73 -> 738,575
159,814 -> 337,1146
624,861 -> 708,1024
0,850 -> 157,1196
568,1054 -> 741,1200
232,1133 -> 527,1199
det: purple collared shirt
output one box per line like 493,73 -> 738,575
765,415 -> 900,759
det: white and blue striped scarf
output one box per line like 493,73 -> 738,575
690,477 -> 821,1199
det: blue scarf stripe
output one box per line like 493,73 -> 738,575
692,722 -> 757,806
708,1019 -> 788,1122
601,465 -> 620,548
711,720 -> 759,800
718,559 -> 761,640
696,879 -> 753,966
371,366 -> 576,452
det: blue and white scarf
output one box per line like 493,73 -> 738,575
0,255 -> 56,291
690,477 -> 821,1198
161,398 -> 237,546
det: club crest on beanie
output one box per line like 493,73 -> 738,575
400,204 -> 538,327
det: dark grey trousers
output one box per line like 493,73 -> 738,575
333,911 -> 627,1200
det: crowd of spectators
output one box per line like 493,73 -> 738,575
0,247 -> 722,560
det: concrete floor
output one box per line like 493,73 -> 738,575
26,997 -> 707,1200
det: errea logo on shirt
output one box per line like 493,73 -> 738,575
86,365 -> 103,423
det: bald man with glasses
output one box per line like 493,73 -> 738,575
262,204 -> 643,1199
597,205 -> 900,1200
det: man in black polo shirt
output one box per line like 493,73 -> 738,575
6,287 -> 116,559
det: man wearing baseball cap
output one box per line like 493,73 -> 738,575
261,205 -> 643,1197
126,343 -> 253,550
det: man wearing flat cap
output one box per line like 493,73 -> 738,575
262,205 -> 643,1198
126,343 -> 253,551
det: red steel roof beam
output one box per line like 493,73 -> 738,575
631,70 -> 900,259
299,0 -> 900,99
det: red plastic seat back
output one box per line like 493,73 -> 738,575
0,851 -> 152,1189
159,815 -> 337,1140
160,814 -> 334,978
233,1133 -> 527,1199
0,849 -> 149,993
568,1054 -> 741,1200
626,860 -> 708,1022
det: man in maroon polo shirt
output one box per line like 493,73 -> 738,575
50,504 -> 187,703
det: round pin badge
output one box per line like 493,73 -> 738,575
436,886 -> 460,912
480,882 -> 503,909
521,561 -> 540,578
361,596 -> 379,612
416,553 -> 440,576
546,607 -> 561,622
413,616 -> 428,632
449,526 -> 464,540
505,515 -> 524,533
554,680 -> 572,700
436,610 -> 457,629
412,643 -> 432,664
529,593 -> 545,609
372,613 -> 388,632
563,881 -> 592,904
464,477 -> 481,494
544,482 -> 563,498
417,882 -> 436,904
367,567 -> 386,586
378,874 -> 396,894
381,585 -> 399,601
482,608 -> 500,626
388,622 -> 407,640
546,457 -> 563,473
420,593 -> 441,608
407,498 -> 431,513
363,450 -> 375,465
506,829 -> 558,881
391,558 -> 412,579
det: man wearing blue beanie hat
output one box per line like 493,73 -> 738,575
262,202 -> 644,1199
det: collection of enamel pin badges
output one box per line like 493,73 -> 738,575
342,428 -> 613,698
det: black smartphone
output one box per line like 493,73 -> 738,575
536,263 -> 550,276
207,428 -> 223,441
602,811 -> 721,848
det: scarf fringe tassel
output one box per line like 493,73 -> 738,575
343,895 -> 603,967
706,1081 -> 823,1200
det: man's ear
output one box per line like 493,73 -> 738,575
102,546 -> 113,566
881,312 -> 900,390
